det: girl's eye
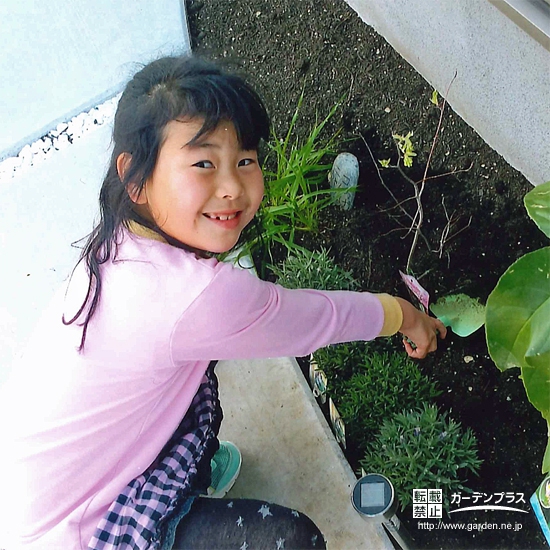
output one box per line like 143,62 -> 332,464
238,158 -> 255,167
193,160 -> 214,168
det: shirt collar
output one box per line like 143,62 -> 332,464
126,220 -> 168,244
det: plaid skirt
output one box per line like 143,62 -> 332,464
88,362 -> 222,550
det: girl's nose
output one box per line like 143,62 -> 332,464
218,170 -> 244,199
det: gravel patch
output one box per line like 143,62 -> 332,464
0,93 -> 121,184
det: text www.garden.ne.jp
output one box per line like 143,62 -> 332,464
418,521 -> 523,532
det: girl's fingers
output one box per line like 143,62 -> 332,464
403,326 -> 444,359
403,338 -> 416,357
434,318 -> 448,338
403,338 -> 427,359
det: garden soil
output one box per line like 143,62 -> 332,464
187,1 -> 548,548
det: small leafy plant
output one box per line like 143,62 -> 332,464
270,247 -> 359,291
485,180 -> 550,473
359,403 -> 482,510
392,131 -> 417,168
314,345 -> 440,449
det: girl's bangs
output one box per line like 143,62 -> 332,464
174,82 -> 269,150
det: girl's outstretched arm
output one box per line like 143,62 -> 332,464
169,260 -> 444,362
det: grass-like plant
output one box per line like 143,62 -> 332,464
314,344 -> 440,449
270,247 -> 359,291
359,403 -> 482,511
249,91 -> 347,262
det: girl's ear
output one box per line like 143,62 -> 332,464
116,152 -> 132,181
117,152 -> 147,205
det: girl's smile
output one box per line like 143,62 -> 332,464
202,210 -> 242,229
128,118 -> 264,253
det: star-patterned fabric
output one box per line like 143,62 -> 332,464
171,498 -> 326,549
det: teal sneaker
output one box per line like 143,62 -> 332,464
205,441 -> 242,498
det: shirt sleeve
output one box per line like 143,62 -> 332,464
170,261 -> 391,361
376,293 -> 403,336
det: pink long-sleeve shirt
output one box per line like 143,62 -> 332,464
0,226 -> 397,549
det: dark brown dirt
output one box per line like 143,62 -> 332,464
187,1 -> 549,548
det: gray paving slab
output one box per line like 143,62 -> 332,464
217,357 -> 394,550
0,123 -> 111,381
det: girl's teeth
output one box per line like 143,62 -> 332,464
207,213 -> 237,220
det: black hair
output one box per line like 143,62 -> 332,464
64,55 -> 271,351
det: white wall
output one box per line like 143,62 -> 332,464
0,0 -> 190,160
345,0 -> 550,186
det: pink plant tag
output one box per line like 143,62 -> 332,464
399,271 -> 430,312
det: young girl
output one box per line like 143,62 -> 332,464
1,55 -> 445,550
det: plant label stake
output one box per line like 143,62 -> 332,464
329,398 -> 346,449
351,474 -> 414,549
530,473 -> 550,545
399,271 -> 429,312
309,358 -> 328,405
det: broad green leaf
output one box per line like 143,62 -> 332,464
525,180 -> 550,238
520,295 -> 550,426
430,294 -> 485,337
520,334 -> 550,441
521,354 -> 550,423
523,297 -> 550,358
486,247 -> 550,372
543,425 -> 550,474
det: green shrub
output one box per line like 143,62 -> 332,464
314,345 -> 440,449
313,341 -> 367,395
270,247 -> 359,291
359,403 -> 482,510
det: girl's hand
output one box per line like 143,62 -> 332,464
395,297 -> 447,359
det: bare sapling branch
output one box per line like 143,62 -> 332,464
362,71 -> 473,275
360,133 -> 431,251
434,196 -> 473,264
359,133 -> 414,223
404,70 -> 458,274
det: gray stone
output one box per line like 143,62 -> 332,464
328,152 -> 359,211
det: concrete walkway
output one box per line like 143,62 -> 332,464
217,357 -> 393,549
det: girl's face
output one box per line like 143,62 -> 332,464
131,118 -> 264,253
